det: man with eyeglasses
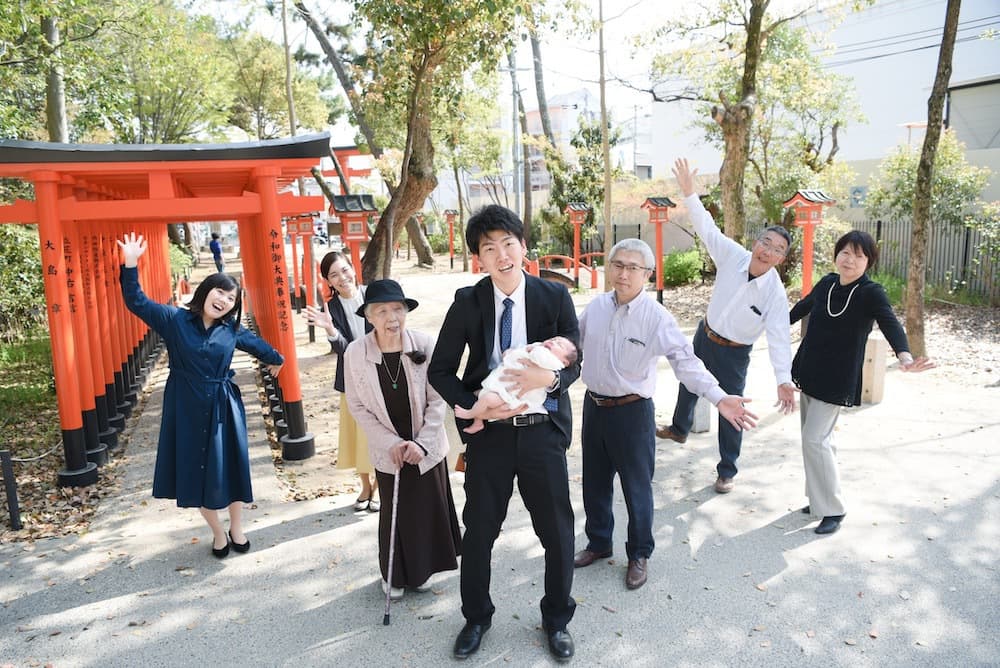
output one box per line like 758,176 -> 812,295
656,158 -> 796,495
575,238 -> 757,590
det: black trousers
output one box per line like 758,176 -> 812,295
460,420 -> 576,631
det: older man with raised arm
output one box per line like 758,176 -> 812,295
657,158 -> 796,495
575,238 -> 757,590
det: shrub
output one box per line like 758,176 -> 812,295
661,249 -> 701,287
0,225 -> 45,342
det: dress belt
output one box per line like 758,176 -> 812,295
495,414 -> 550,427
703,320 -> 746,348
587,391 -> 643,407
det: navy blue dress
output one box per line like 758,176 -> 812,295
120,266 -> 284,509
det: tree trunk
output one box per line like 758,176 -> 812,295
598,0 -> 613,289
361,80 -> 439,282
515,73 -> 533,246
906,0 -> 961,357
405,216 -> 434,266
43,17 -> 68,143
294,1 -> 382,158
530,32 -> 555,147
711,0 -> 767,245
453,160 -> 469,271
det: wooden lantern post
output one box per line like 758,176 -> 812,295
565,203 -> 589,288
444,209 -> 458,269
783,190 -> 835,296
641,196 -> 677,304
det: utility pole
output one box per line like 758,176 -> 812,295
509,51 -> 522,218
598,0 -> 612,289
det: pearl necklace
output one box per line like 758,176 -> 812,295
826,281 -> 860,318
381,352 -> 403,390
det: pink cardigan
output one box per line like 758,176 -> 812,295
343,328 -> 450,476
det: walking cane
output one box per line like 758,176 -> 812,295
383,467 -> 401,626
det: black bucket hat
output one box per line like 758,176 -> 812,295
355,279 -> 419,318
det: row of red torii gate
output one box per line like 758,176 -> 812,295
0,133 -> 834,488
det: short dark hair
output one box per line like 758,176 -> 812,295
564,339 -> 580,366
211,232 -> 220,240
319,251 -> 351,279
188,272 -> 242,329
465,205 -> 524,254
834,229 -> 879,273
761,225 -> 792,250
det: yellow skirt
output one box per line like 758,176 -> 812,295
337,392 -> 372,474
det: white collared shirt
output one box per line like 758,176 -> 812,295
580,289 -> 725,405
490,271 -> 527,369
685,194 -> 793,386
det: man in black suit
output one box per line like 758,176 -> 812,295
429,205 -> 580,662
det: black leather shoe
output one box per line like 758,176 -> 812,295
211,537 -> 230,559
573,548 -> 612,568
229,531 -> 250,553
453,622 -> 490,659
815,514 -> 845,535
546,628 -> 574,661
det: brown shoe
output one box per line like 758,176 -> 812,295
625,558 -> 648,590
714,476 -> 735,494
656,424 -> 687,443
573,548 -> 612,568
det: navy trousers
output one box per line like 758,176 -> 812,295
670,322 -> 752,480
581,395 -> 656,561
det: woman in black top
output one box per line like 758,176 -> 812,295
790,230 -> 933,535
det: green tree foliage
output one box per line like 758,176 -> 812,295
866,129 -> 990,229
539,116 -> 623,250
645,1 -> 865,242
224,32 -> 331,140
0,225 -> 44,342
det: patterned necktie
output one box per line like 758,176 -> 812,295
500,298 -> 513,352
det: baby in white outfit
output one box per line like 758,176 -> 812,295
454,336 -> 578,434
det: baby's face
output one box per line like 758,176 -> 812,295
543,336 -> 575,365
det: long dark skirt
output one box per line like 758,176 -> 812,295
375,459 -> 462,588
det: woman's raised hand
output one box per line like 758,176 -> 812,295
116,232 -> 147,268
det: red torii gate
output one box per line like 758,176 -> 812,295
0,133 -> 329,487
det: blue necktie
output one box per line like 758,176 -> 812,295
500,298 -> 513,352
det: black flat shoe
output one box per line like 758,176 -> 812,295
212,538 -> 230,559
547,628 -> 574,661
453,622 -> 490,659
229,531 -> 250,553
815,514 -> 845,535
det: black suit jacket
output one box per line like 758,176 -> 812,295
328,287 -> 373,393
429,273 -> 581,444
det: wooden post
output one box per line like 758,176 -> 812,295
861,332 -> 888,404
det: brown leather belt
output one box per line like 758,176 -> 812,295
703,321 -> 746,348
588,391 -> 643,407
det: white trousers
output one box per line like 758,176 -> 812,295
799,393 -> 845,517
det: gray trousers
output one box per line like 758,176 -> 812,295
800,393 -> 846,517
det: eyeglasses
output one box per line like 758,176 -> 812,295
755,237 -> 788,256
609,260 -> 651,274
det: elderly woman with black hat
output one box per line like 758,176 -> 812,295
344,279 -> 462,600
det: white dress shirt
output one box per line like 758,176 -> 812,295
686,194 -> 793,386
489,271 -> 546,415
580,289 -> 725,405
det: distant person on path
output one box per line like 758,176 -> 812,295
429,205 -> 580,661
575,238 -> 757,590
453,335 -> 578,434
117,232 -> 284,559
209,232 -> 224,273
790,230 -> 933,535
343,279 -> 461,600
656,158 -> 796,495
304,251 -> 379,512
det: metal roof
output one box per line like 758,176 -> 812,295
330,194 -> 378,213
641,196 -> 677,208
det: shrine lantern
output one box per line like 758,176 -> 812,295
783,190 -> 835,297
565,202 -> 590,287
444,209 -> 458,269
641,196 -> 677,302
330,194 -> 378,276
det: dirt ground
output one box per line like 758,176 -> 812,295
273,251 -> 1000,503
